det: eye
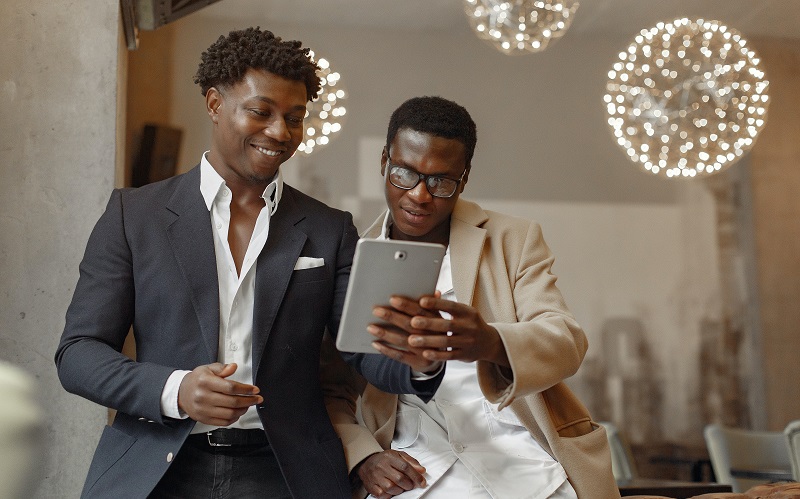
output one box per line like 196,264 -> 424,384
249,109 -> 269,117
286,116 -> 304,126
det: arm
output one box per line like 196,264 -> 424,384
321,332 -> 427,499
327,214 -> 444,401
55,190 -> 175,423
369,221 -> 587,409
54,190 -> 262,424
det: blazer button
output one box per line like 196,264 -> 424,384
167,452 -> 174,463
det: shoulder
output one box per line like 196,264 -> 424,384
282,184 -> 352,222
122,168 -> 196,199
455,198 -> 542,240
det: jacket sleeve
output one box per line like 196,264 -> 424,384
54,190 -> 175,423
477,220 -> 588,409
327,214 -> 443,400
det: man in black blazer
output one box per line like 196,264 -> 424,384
55,27 -> 441,498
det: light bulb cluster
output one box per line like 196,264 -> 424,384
298,52 -> 347,155
463,0 -> 579,55
604,18 -> 769,179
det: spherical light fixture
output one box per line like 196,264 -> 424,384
463,0 -> 579,55
604,19 -> 769,179
298,52 -> 347,155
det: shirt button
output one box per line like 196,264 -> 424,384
452,442 -> 464,453
166,452 -> 174,462
229,342 -> 238,351
222,189 -> 230,197
216,222 -> 222,229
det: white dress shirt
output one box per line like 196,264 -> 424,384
373,214 -> 577,499
159,153 -> 282,432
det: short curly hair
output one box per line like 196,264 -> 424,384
386,96 -> 478,167
194,27 -> 321,102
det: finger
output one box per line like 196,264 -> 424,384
408,315 -> 451,333
369,341 -> 435,372
421,348 -> 458,362
419,296 -> 468,315
372,306 -> 425,335
389,295 -> 439,318
224,379 -> 262,396
367,324 -> 411,349
207,362 -> 238,378
398,451 -> 426,474
408,332 -> 459,350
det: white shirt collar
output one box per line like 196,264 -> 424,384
199,152 -> 283,215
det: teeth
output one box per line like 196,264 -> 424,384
255,145 -> 281,157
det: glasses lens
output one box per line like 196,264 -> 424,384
389,166 -> 420,190
427,177 -> 458,198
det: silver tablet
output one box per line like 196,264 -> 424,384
335,239 -> 446,353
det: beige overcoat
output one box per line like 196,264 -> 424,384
322,198 -> 620,499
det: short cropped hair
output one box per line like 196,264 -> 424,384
386,96 -> 478,167
194,26 -> 321,101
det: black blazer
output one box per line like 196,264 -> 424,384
55,166 -> 439,498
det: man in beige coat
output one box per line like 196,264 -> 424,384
323,96 -> 619,499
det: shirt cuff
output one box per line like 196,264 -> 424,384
160,370 -> 191,419
411,363 -> 444,381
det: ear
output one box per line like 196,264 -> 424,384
380,146 -> 388,176
206,87 -> 222,124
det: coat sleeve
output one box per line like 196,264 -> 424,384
54,190 -> 175,423
477,220 -> 588,409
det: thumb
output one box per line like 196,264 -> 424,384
207,362 -> 238,378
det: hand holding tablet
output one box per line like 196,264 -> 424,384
335,239 -> 446,353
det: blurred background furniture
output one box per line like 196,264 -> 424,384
600,421 -> 639,481
785,419 -> 800,481
703,423 -> 793,493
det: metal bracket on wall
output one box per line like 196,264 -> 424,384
120,0 -> 223,50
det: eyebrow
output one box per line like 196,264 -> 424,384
250,96 -> 307,113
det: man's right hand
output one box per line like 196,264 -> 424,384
177,363 -> 262,426
356,449 -> 427,498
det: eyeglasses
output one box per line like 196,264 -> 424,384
386,152 -> 467,199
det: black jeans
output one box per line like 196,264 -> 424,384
149,433 -> 292,499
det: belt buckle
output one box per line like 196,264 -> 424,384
206,430 -> 232,447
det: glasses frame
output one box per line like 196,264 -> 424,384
385,151 -> 467,199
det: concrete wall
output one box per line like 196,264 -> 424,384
0,1 -> 121,496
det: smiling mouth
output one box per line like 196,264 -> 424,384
253,144 -> 282,157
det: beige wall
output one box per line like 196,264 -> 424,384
125,24 -> 176,186
748,38 -> 800,430
0,1 -> 122,497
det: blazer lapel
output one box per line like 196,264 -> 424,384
449,199 -> 488,307
165,166 -> 220,362
251,187 -> 308,377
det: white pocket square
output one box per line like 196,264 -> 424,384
294,256 -> 325,270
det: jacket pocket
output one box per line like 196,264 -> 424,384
391,407 -> 422,449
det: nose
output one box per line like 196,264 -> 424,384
264,118 -> 291,143
406,178 -> 433,203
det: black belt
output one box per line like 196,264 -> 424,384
187,429 -> 269,448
